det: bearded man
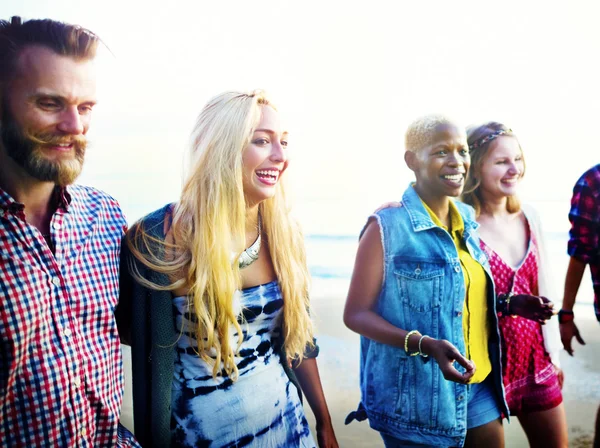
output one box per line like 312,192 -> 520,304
0,16 -> 137,447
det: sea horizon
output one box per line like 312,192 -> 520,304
305,231 -> 595,306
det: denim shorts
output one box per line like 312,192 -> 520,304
379,375 -> 502,447
466,374 -> 502,429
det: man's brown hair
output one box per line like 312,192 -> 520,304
0,16 -> 99,89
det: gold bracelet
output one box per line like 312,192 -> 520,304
404,330 -> 420,356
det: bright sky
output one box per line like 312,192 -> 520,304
3,0 -> 600,235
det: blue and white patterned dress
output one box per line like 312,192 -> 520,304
171,281 -> 316,448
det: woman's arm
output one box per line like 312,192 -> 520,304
293,358 -> 338,448
506,294 -> 555,323
343,219 -> 475,383
343,219 -> 400,344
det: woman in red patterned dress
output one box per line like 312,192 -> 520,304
462,122 -> 568,447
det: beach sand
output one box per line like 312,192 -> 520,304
120,301 -> 599,447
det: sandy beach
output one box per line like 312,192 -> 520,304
120,300 -> 599,447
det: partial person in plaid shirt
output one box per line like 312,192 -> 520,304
0,17 -> 138,447
559,163 -> 600,447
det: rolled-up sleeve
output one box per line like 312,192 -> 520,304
568,171 -> 600,263
303,338 -> 320,359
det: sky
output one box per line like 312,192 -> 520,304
2,0 -> 600,235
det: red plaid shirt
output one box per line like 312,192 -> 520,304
568,163 -> 600,321
0,185 -> 138,447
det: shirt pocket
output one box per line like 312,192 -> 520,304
394,259 -> 445,312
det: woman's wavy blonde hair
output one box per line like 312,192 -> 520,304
128,90 -> 313,379
462,121 -> 525,217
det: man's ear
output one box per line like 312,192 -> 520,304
404,150 -> 417,172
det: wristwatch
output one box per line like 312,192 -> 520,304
558,309 -> 574,324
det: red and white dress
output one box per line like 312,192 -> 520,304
481,224 -> 562,415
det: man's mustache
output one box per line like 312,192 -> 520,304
28,130 -> 87,149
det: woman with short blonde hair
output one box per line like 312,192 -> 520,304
344,114 -> 509,447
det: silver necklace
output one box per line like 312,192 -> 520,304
238,212 -> 261,269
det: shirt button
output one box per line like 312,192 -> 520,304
457,311 -> 462,317
53,222 -> 62,230
458,395 -> 465,401
81,428 -> 87,437
454,266 -> 461,273
73,377 -> 81,387
63,328 -> 72,337
51,277 -> 61,286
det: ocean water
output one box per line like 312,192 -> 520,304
122,201 -> 594,307
306,232 -> 595,306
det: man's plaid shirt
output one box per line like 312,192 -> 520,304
568,163 -> 600,321
0,184 -> 136,446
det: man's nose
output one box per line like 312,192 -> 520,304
57,106 -> 85,135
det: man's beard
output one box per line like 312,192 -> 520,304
1,108 -> 87,186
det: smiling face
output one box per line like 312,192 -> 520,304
478,135 -> 524,200
406,123 -> 470,202
241,105 -> 289,207
1,45 -> 97,185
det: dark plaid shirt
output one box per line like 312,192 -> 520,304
568,164 -> 600,321
0,185 -> 138,447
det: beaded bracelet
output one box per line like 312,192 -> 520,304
404,330 -> 420,356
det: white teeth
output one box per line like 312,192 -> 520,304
443,174 -> 463,181
256,169 -> 279,180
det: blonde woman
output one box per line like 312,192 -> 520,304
462,122 -> 567,448
117,91 -> 338,448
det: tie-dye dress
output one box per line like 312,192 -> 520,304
170,281 -> 316,448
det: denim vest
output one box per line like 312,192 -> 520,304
347,186 -> 508,447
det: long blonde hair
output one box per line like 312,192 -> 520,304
128,90 -> 313,378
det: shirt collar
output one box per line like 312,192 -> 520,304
419,195 -> 465,236
0,185 -> 72,213
53,186 -> 72,210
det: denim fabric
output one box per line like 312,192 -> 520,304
349,186 -> 508,448
380,433 -> 435,448
465,375 -> 502,429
